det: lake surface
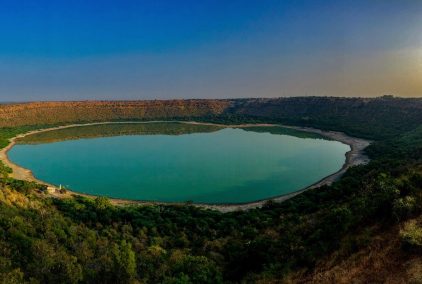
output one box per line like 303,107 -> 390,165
8,123 -> 350,204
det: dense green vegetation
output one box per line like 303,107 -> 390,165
0,97 -> 421,283
0,126 -> 41,149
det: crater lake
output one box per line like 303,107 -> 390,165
8,122 -> 350,204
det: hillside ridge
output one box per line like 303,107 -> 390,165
1,96 -> 421,139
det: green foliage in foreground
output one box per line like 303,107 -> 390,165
0,119 -> 421,283
0,161 -> 12,179
400,219 -> 422,251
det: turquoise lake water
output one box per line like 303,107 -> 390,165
8,123 -> 350,203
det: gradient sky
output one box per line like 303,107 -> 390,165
0,0 -> 421,101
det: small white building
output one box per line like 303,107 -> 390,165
47,186 -> 57,194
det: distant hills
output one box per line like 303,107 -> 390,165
1,96 -> 421,140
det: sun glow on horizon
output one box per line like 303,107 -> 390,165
0,1 -> 421,100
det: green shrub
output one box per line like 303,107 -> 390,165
400,220 -> 422,251
0,161 -> 12,179
393,196 -> 418,221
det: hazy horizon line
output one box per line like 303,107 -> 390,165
2,94 -> 421,104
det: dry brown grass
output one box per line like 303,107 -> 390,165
287,224 -> 422,284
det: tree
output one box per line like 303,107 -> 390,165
169,252 -> 222,284
94,196 -> 111,210
0,161 -> 12,179
112,240 -> 137,282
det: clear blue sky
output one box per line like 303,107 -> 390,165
0,0 -> 421,101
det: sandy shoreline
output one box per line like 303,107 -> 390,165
0,121 -> 371,212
